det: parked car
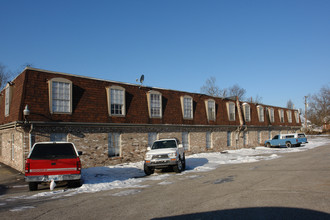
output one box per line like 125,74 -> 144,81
264,133 -> 305,148
144,138 -> 185,175
25,142 -> 82,191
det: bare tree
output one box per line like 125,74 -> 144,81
307,85 -> 330,126
228,84 -> 246,100
0,63 -> 12,90
200,77 -> 227,97
286,99 -> 294,109
250,95 -> 263,104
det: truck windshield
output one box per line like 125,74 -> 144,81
29,143 -> 77,159
152,140 -> 176,149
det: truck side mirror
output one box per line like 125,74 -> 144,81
178,144 -> 183,149
147,147 -> 151,151
78,151 -> 83,156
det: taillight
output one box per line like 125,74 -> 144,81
25,159 -> 30,174
77,159 -> 81,171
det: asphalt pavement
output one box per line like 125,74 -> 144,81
1,139 -> 330,220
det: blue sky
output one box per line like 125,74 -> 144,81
1,0 -> 329,111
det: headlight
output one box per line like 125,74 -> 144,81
145,154 -> 152,160
168,152 -> 177,158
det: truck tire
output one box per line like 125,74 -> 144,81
286,142 -> 292,148
173,159 -> 183,173
29,182 -> 38,191
144,163 -> 154,175
266,142 -> 271,148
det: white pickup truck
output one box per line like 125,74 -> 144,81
144,138 -> 186,175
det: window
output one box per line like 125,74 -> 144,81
49,78 -> 72,114
243,103 -> 251,122
258,131 -> 261,144
205,99 -> 216,121
11,134 -> 14,160
182,132 -> 189,151
107,86 -> 125,116
227,131 -> 232,147
294,111 -> 300,123
206,132 -> 212,149
227,102 -> 236,121
108,133 -> 121,157
268,108 -> 275,123
5,84 -> 12,117
148,132 -> 158,147
243,132 -> 248,146
147,91 -> 162,118
181,96 -> 193,119
50,133 -> 67,142
257,105 -> 264,122
287,110 -> 292,123
279,109 -> 284,123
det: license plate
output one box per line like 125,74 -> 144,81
48,175 -> 60,180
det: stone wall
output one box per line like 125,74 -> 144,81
0,124 -> 302,172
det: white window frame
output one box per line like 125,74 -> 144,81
227,131 -> 232,147
294,111 -> 300,123
243,103 -> 251,122
257,105 -> 264,122
279,109 -> 285,123
243,131 -> 248,146
147,91 -> 162,118
106,86 -> 126,116
227,102 -> 236,121
205,99 -> 216,121
4,84 -> 12,117
49,78 -> 72,114
268,108 -> 275,123
182,132 -> 190,151
206,132 -> 212,149
287,110 -> 292,123
181,95 -> 193,119
108,133 -> 121,157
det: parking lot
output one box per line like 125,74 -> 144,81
1,137 -> 330,219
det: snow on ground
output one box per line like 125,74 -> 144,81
13,136 -> 330,201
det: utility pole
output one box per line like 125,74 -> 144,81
304,96 -> 308,132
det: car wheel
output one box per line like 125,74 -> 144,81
29,182 -> 38,191
266,142 -> 271,148
173,159 -> 182,173
286,142 -> 292,148
144,163 -> 154,175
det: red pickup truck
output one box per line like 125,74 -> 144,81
25,142 -> 82,191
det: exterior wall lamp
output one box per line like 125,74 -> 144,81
23,105 -> 30,123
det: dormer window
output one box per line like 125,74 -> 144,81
268,108 -> 275,123
147,91 -> 162,118
49,78 -> 72,114
227,102 -> 235,121
242,103 -> 251,122
287,110 -> 292,123
257,105 -> 264,122
205,99 -> 216,121
4,83 -> 12,117
181,95 -> 193,119
279,109 -> 284,123
106,86 -> 126,116
295,111 -> 300,123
